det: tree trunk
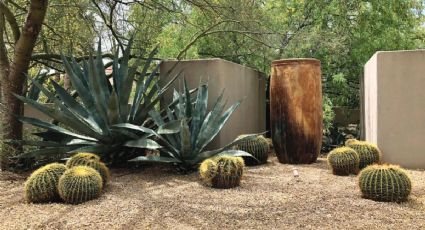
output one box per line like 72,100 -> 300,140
0,0 -> 48,170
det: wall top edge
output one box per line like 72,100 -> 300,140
160,58 -> 265,75
374,49 -> 425,56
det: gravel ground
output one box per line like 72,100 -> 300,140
1,156 -> 425,230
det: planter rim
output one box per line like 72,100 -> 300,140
272,58 -> 320,66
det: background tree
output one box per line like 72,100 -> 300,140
0,0 -> 49,169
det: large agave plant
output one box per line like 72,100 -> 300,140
115,80 -> 259,170
13,40 -> 177,165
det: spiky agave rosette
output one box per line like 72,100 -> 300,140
12,38 -> 179,168
117,79 -> 261,170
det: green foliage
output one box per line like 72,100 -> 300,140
58,166 -> 103,204
347,141 -> 381,169
233,134 -> 269,165
24,163 -> 67,203
322,96 -> 335,135
359,164 -> 412,202
14,40 -> 179,165
66,153 -> 110,185
327,147 -> 359,176
200,155 -> 245,189
117,80 -> 258,170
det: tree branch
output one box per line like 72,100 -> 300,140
0,1 -> 20,42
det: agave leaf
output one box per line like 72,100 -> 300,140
123,138 -> 162,149
33,131 -> 72,142
118,36 -> 133,92
15,94 -> 103,139
129,47 -> 159,121
15,146 -> 77,159
128,155 -> 181,163
68,145 -> 112,154
157,119 -> 181,134
114,123 -> 179,154
216,150 -> 258,158
32,79 -> 106,136
196,100 -> 241,153
190,84 -> 208,146
61,54 -> 95,109
7,140 -> 63,147
183,79 -> 192,117
148,110 -> 165,126
189,133 -> 263,164
88,55 -> 109,127
193,90 -> 227,152
65,139 -> 98,146
108,89 -> 120,124
27,71 -> 48,101
179,119 -> 191,158
50,80 -> 88,117
70,56 -> 89,88
19,116 -> 97,142
112,47 -> 121,96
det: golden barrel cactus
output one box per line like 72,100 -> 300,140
58,166 -> 103,204
66,152 -> 110,185
327,147 -> 360,176
358,164 -> 411,202
24,163 -> 67,203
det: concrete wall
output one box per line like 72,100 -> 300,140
160,58 -> 266,150
364,50 -> 425,169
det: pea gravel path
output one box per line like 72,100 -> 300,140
1,156 -> 425,230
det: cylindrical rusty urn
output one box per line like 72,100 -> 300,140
270,59 -> 322,164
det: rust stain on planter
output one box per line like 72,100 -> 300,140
270,58 -> 322,164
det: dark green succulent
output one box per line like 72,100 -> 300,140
115,80 -> 259,170
13,40 -> 177,165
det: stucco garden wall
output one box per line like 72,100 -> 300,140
364,50 -> 425,169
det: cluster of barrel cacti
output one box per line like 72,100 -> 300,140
24,152 -> 109,204
327,139 -> 381,176
327,139 -> 412,202
199,154 -> 245,189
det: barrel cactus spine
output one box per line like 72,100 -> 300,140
327,147 -> 359,176
211,155 -> 245,189
66,152 -> 110,185
24,163 -> 67,203
347,141 -> 381,169
233,135 -> 270,165
58,166 -> 103,204
358,164 -> 412,202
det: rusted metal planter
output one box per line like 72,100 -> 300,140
270,59 -> 322,164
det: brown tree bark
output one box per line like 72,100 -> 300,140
0,0 -> 49,170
